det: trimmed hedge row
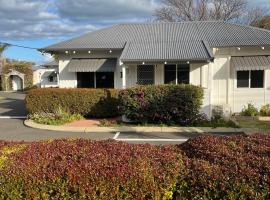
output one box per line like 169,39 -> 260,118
25,88 -> 120,118
0,134 -> 269,199
119,84 -> 204,125
178,134 -> 270,200
0,140 -> 182,199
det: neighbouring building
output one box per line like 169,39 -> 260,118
0,59 -> 33,91
33,60 -> 59,88
41,21 -> 270,117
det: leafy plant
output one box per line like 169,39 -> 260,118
0,139 -> 183,199
240,103 -> 259,117
29,107 -> 83,125
260,104 -> 270,116
119,84 -> 204,125
25,88 -> 120,118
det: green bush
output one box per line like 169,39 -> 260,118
240,103 -> 259,116
119,84 -> 204,125
25,88 -> 120,118
260,104 -> 270,116
29,108 -> 83,125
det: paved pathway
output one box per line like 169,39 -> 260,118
0,92 -> 27,117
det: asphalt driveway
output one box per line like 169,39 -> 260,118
0,92 -> 27,117
0,92 -> 244,144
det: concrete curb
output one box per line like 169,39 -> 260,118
24,120 -> 245,134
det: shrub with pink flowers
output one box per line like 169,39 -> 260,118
119,84 -> 204,125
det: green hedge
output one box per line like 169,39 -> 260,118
119,84 -> 204,125
25,88 -> 120,118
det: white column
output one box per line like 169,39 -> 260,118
122,66 -> 126,89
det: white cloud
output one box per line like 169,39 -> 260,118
0,0 -> 98,40
55,0 -> 157,22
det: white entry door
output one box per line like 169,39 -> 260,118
12,76 -> 23,91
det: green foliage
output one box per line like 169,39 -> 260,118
240,103 -> 259,117
260,104 -> 270,116
119,84 -> 204,125
29,108 -> 83,125
25,88 -> 120,118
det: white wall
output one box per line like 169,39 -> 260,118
58,50 -> 122,88
57,46 -> 270,117
213,47 -> 270,114
33,69 -> 58,88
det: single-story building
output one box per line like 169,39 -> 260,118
33,60 -> 59,88
41,21 -> 270,117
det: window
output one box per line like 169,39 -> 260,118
237,71 -> 249,88
48,76 -> 57,83
164,65 -> 176,84
164,64 -> 190,85
237,70 -> 264,88
137,65 -> 155,85
77,72 -> 114,88
251,70 -> 264,88
177,64 -> 190,84
96,72 -> 114,88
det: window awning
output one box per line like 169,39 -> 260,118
42,72 -> 57,79
68,59 -> 117,72
231,56 -> 270,71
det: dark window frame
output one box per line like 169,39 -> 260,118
236,70 -> 264,89
137,65 -> 155,85
164,64 -> 190,85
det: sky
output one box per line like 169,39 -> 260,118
0,0 -> 269,64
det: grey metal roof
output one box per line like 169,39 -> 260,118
120,40 -> 213,62
42,60 -> 58,67
231,56 -> 270,70
68,58 -> 117,72
42,21 -> 270,61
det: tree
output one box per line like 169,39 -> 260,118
0,43 -> 10,72
154,0 -> 248,22
251,16 -> 270,30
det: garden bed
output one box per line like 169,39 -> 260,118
0,134 -> 269,199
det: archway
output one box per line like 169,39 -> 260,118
11,75 -> 23,91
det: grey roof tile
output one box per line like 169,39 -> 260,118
42,21 -> 270,61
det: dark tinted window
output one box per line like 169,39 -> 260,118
237,71 -> 249,88
96,72 -> 114,88
177,64 -> 190,84
137,65 -> 155,85
164,64 -> 176,84
251,70 -> 264,88
77,72 -> 95,88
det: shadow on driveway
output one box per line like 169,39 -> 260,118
0,92 -> 27,117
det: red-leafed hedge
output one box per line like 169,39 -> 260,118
25,88 -> 120,118
0,135 -> 269,199
178,134 -> 270,200
0,140 -> 182,200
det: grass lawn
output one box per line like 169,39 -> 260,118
235,117 -> 270,133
